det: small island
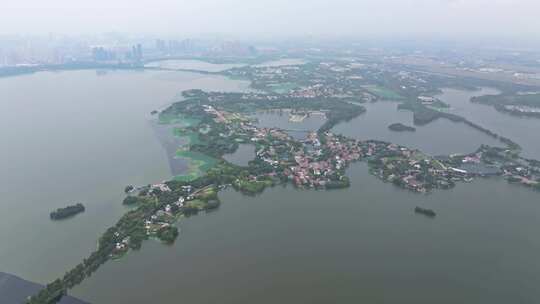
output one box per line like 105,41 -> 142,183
50,203 -> 85,220
414,206 -> 436,218
388,123 -> 416,132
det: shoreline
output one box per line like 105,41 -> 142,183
149,119 -> 189,176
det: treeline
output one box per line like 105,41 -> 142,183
156,226 -> 179,244
325,176 -> 351,189
472,93 -> 540,108
319,100 -> 366,133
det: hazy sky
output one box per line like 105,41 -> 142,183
3,0 -> 539,38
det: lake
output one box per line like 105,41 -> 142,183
0,69 -> 250,285
435,87 -> 540,159
2,71 -> 540,303
251,110 -> 326,140
254,58 -> 306,68
332,100 -> 501,156
145,58 -> 307,72
223,143 -> 256,166
145,59 -> 246,72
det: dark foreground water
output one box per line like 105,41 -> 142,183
0,272 -> 88,304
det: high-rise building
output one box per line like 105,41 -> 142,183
92,47 -> 115,61
156,39 -> 167,53
130,44 -> 143,62
137,44 -> 143,60
168,40 -> 180,53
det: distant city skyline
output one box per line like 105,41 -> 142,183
2,0 -> 539,41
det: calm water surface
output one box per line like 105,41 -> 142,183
145,58 -> 306,71
0,69 -> 250,284
251,110 -> 326,140
73,163 -> 540,304
223,143 -> 256,166
333,101 -> 501,156
435,87 -> 540,159
3,73 -> 540,303
254,58 -> 306,68
145,60 -> 246,72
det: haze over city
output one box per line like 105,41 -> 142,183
2,1 -> 540,304
3,0 -> 540,40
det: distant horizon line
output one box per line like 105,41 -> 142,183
1,32 -> 540,46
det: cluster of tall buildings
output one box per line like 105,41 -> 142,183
0,36 -> 84,66
130,44 -> 143,61
155,39 -> 196,55
154,38 -> 257,57
0,34 -> 259,67
91,43 -> 143,63
91,47 -> 115,61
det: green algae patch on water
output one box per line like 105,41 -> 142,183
173,128 -> 202,146
173,150 -> 218,182
268,82 -> 299,94
184,199 -> 208,210
159,113 -> 202,127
